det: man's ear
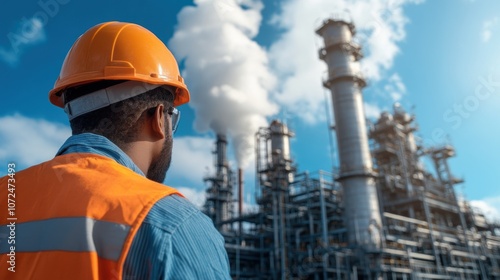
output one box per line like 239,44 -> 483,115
151,104 -> 166,139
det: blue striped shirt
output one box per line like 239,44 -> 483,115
56,133 -> 230,279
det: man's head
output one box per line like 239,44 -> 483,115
48,22 -> 190,183
64,80 -> 176,182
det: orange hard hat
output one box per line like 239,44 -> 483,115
49,21 -> 190,108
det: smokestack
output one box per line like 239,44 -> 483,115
203,134 -> 233,232
238,168 -> 243,218
216,134 -> 228,178
316,18 -> 382,248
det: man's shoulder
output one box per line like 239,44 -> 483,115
143,194 -> 208,234
126,194 -> 230,279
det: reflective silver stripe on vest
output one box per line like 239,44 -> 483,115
0,217 -> 130,261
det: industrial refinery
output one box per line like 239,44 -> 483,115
202,17 -> 500,279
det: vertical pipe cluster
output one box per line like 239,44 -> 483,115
316,18 -> 382,247
255,120 -> 295,278
203,134 -> 234,232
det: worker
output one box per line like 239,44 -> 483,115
0,22 -> 231,279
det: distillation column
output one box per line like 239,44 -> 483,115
204,134 -> 234,232
270,120 -> 293,280
269,120 -> 294,183
316,18 -> 382,247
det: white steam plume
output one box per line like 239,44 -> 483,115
170,0 -> 277,168
269,0 -> 424,123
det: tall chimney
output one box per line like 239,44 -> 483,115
316,17 -> 382,247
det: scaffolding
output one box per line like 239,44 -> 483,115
369,104 -> 499,279
204,114 -> 500,279
201,16 -> 500,280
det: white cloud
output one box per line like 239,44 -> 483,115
268,0 -> 423,123
0,17 -> 46,66
176,186 -> 207,209
169,0 -> 278,168
470,197 -> 500,223
169,136 -> 214,186
0,114 -> 70,169
364,102 -> 382,119
384,73 -> 406,102
482,17 -> 498,43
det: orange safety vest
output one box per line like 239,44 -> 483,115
0,153 -> 181,280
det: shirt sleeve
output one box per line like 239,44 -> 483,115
123,195 -> 231,280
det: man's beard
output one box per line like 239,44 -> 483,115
147,136 -> 172,183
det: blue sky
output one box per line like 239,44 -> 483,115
1,0 -> 499,220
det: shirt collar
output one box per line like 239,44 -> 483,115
56,133 -> 145,177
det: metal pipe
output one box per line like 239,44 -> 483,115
319,180 -> 329,280
238,166 -> 243,263
238,168 -> 243,218
319,176 -> 329,249
272,191 -> 280,279
421,185 -> 443,273
279,190 -> 286,280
